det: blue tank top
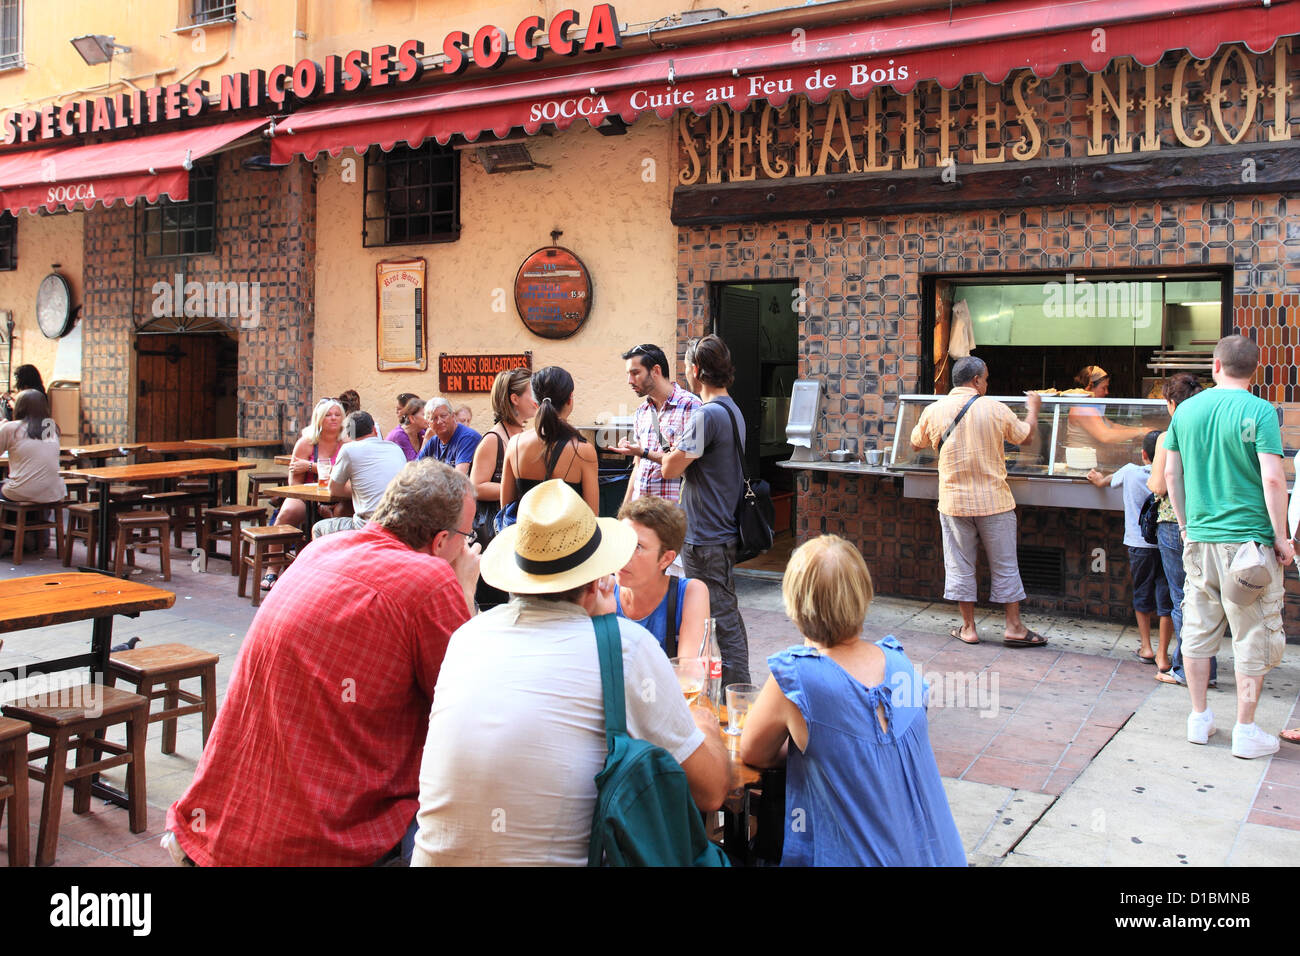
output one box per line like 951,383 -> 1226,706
767,637 -> 967,867
614,577 -> 688,655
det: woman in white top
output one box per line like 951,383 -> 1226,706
0,389 -> 65,504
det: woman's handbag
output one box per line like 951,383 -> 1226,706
472,432 -> 505,548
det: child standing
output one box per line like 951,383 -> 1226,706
1087,431 -> 1173,669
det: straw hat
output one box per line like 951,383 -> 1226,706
480,479 -> 637,595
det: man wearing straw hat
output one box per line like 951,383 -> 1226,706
411,479 -> 728,866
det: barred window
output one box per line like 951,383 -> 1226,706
191,0 -> 236,24
0,212 -> 15,270
142,162 -> 217,258
363,143 -> 460,247
0,0 -> 23,71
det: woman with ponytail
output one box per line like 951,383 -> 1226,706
500,366 -> 599,515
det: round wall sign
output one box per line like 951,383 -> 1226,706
36,273 -> 73,339
513,246 -> 592,339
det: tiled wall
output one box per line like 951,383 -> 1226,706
675,193 -> 1300,626
80,145 -> 316,443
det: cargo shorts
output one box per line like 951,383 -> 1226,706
1180,540 -> 1286,677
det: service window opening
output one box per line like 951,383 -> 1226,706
923,271 -> 1230,399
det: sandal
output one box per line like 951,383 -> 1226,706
1003,629 -> 1048,648
261,572 -> 278,592
1155,670 -> 1184,685
949,625 -> 979,645
1280,728 -> 1300,745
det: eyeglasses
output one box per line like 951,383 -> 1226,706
443,528 -> 475,541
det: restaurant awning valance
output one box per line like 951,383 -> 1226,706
270,0 -> 1299,162
0,116 -> 268,214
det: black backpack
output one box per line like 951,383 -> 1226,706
1138,493 -> 1161,545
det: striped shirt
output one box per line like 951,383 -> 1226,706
910,386 -> 1031,517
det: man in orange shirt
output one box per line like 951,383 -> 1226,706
910,356 -> 1046,647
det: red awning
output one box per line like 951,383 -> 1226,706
270,0 -> 1300,162
0,116 -> 268,214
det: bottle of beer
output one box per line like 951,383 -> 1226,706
702,617 -> 723,718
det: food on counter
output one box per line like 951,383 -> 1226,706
1064,447 -> 1098,470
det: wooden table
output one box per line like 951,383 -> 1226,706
189,437 -> 284,461
0,572 -> 176,682
144,441 -> 222,460
66,443 -> 147,468
264,483 -> 349,532
0,572 -> 175,808
65,458 -> 256,571
274,454 -> 292,467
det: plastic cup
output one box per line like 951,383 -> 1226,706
725,683 -> 761,736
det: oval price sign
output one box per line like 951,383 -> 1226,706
513,246 -> 593,339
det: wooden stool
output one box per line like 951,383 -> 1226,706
238,526 -> 304,606
64,502 -> 116,568
142,491 -> 202,547
246,472 -> 285,509
0,716 -> 31,867
0,500 -> 67,565
202,505 -> 267,573
2,686 -> 149,867
114,510 -> 172,581
109,484 -> 148,503
60,477 -> 90,504
175,479 -> 218,510
107,644 -> 220,754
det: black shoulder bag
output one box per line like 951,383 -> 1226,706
663,578 -> 680,658
471,431 -> 505,548
715,401 -> 775,563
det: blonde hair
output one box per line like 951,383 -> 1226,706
308,399 -> 345,444
781,535 -> 874,647
491,367 -> 533,426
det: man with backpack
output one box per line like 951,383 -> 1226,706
410,479 -> 728,866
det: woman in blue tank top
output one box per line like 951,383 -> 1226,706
741,535 -> 967,867
613,496 -> 709,657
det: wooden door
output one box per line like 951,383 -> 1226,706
134,334 -> 222,442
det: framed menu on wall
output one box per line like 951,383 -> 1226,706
376,258 -> 427,371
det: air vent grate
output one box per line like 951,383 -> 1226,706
1018,546 -> 1065,595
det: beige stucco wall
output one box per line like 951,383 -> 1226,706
312,115 -> 676,436
0,210 -> 84,387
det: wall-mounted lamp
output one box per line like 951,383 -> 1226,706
71,35 -> 132,66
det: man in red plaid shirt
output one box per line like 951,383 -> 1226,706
613,343 -> 702,504
163,460 -> 480,866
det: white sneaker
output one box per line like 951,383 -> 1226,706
1187,709 -> 1216,744
1232,723 -> 1280,759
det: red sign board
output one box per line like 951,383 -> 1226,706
439,352 -> 533,393
2,5 -> 621,145
514,247 -> 593,339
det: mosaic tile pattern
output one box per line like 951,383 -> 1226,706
81,145 -> 317,443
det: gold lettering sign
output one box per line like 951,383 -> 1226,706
675,43 -> 1299,185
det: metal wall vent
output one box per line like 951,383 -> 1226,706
1018,546 -> 1065,595
478,145 -> 537,173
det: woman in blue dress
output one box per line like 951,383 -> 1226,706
741,534 -> 967,867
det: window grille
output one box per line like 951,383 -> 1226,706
363,143 -> 460,247
142,162 -> 218,258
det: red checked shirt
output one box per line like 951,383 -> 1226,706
166,523 -> 469,866
632,383 -> 702,502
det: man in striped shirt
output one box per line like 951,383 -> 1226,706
910,356 -> 1047,648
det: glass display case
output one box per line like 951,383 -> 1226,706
890,395 -> 1171,479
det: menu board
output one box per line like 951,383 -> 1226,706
513,246 -> 592,339
376,258 -> 427,371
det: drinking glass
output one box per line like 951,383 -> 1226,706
725,683 -> 761,736
670,657 -> 707,706
316,459 -> 332,489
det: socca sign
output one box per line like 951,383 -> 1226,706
514,247 -> 593,339
2,5 -> 622,145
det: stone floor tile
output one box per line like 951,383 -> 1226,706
962,755 -> 1051,792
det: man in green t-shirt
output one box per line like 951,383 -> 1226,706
1165,335 -> 1295,759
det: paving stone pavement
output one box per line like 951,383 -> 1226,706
0,543 -> 1296,866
